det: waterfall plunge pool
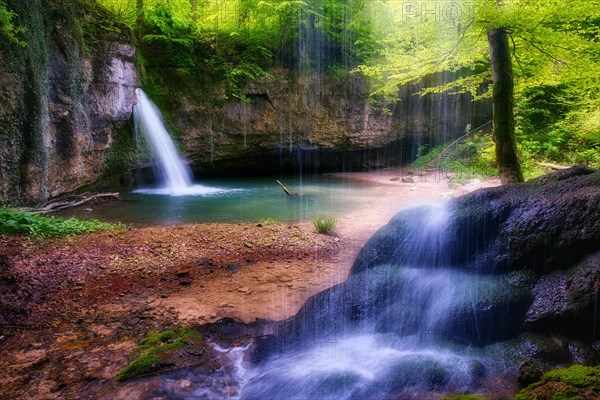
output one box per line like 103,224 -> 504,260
62,175 -> 396,226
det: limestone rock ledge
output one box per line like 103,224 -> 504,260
0,0 -> 137,204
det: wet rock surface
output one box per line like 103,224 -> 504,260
262,168 -> 600,362
352,167 -> 600,275
0,1 -> 136,204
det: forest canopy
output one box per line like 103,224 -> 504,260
2,0 -> 598,176
93,0 -> 600,175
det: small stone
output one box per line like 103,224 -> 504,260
518,358 -> 544,387
179,277 -> 193,286
227,263 -> 241,273
402,176 -> 419,183
176,270 -> 190,278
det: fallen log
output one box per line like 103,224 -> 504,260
22,192 -> 121,214
537,162 -> 570,170
276,180 -> 299,196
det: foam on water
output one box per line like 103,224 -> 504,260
132,184 -> 240,197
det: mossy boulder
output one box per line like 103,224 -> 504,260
117,328 -> 203,381
516,364 -> 600,400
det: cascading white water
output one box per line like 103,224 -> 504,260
133,89 -> 227,196
228,205 -> 524,399
134,89 -> 193,191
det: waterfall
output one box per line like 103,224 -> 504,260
232,204 -> 527,399
133,89 -> 226,196
134,89 -> 193,192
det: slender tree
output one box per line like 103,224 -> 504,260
189,0 -> 197,22
136,0 -> 144,43
488,27 -> 524,183
357,0 -> 600,183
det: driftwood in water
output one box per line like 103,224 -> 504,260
22,192 -> 121,214
276,180 -> 299,196
537,162 -> 570,170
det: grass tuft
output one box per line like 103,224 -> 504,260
257,217 -> 279,225
314,216 -> 336,235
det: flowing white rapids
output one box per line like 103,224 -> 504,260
226,206 -> 519,399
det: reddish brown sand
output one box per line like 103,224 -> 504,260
0,169 -> 499,399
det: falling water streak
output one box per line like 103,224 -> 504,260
209,343 -> 255,400
134,88 -> 193,191
133,89 -> 232,197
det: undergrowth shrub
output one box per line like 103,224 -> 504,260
0,208 -> 123,239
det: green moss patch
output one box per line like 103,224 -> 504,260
516,364 -> 600,400
117,328 -> 203,381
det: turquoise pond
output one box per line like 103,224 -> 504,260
64,175 -> 379,226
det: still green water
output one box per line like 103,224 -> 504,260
65,176 -> 375,226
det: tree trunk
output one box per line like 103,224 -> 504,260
136,0 -> 145,44
487,27 -> 524,184
190,0 -> 198,22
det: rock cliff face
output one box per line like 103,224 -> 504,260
0,0 -> 136,205
168,69 -> 490,176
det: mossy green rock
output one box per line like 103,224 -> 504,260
117,328 -> 202,381
516,364 -> 600,400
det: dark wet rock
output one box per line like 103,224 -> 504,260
518,358 -> 545,387
514,334 -> 572,364
258,169 -> 600,359
352,167 -> 600,275
525,252 -> 600,340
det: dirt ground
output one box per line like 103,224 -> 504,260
0,169 -> 499,399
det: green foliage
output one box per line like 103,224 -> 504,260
117,328 -> 202,381
0,0 -> 25,46
410,144 -> 444,171
356,0 -> 600,175
516,82 -> 600,177
410,133 -> 497,179
515,364 -> 600,400
257,217 -> 279,225
314,216 -> 336,235
0,208 -> 123,239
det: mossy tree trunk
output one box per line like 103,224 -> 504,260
189,0 -> 197,22
136,0 -> 144,44
487,27 -> 524,184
